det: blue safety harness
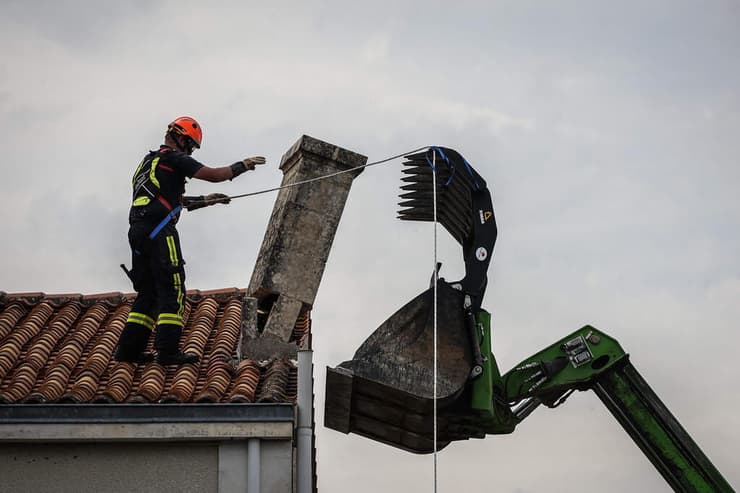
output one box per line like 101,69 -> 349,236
148,204 -> 183,240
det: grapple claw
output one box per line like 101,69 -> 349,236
325,147 -> 500,453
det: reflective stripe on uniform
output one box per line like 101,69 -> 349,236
174,272 -> 184,317
131,154 -> 161,207
126,311 -> 155,330
166,235 -> 179,267
149,156 -> 161,189
157,313 -> 183,326
133,196 -> 151,206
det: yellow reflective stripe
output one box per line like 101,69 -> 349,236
174,272 -> 184,317
126,312 -> 155,330
157,313 -> 183,326
130,312 -> 155,325
166,235 -> 179,266
132,196 -> 151,206
126,313 -> 154,329
149,156 -> 161,189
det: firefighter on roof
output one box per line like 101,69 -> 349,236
115,116 -> 265,365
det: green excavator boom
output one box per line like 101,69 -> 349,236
323,146 -> 733,491
477,323 -> 734,493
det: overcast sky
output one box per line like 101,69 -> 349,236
1,1 -> 739,491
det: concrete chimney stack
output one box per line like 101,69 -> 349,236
240,135 -> 366,359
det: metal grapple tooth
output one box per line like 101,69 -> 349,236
400,183 -> 431,192
397,211 -> 434,221
397,207 -> 434,217
399,191 -> 428,200
399,199 -> 432,209
401,167 -> 432,177
398,145 -> 488,248
403,172 -> 428,181
400,192 -> 469,228
404,150 -> 429,161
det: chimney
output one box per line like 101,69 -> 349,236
240,135 -> 366,359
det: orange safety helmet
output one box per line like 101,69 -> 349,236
167,116 -> 202,148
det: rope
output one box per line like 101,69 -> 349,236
189,143 -> 442,488
223,145 -> 432,202
432,149 -> 439,493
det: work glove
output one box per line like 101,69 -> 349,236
204,193 -> 231,205
185,193 -> 231,211
243,156 -> 266,170
230,156 -> 266,180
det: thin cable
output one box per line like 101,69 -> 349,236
432,149 -> 439,493
224,145 -> 431,202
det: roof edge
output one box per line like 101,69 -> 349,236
1,288 -> 248,307
0,403 -> 293,424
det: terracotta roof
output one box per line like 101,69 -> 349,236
0,289 -> 310,405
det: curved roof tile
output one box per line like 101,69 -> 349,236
0,290 -> 307,405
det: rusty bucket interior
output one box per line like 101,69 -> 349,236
325,280 -> 478,453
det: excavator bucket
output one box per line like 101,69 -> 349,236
325,147 -> 499,453
325,281 -> 473,453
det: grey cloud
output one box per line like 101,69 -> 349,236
1,1 -> 739,491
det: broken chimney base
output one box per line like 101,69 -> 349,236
263,294 -> 304,341
239,296 -> 300,361
243,135 -> 366,357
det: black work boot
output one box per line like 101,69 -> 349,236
115,324 -> 154,364
155,325 -> 198,365
157,351 -> 199,365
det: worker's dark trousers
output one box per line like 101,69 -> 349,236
116,222 -> 187,358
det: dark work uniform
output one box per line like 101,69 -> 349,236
116,146 -> 204,360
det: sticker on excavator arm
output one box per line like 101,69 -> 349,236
562,335 -> 593,368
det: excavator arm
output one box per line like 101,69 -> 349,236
324,146 -> 733,491
501,325 -> 734,493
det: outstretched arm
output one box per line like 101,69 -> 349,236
193,156 -> 266,182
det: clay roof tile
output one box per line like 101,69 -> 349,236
0,289 -> 307,406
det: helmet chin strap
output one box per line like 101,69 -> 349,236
173,133 -> 195,155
